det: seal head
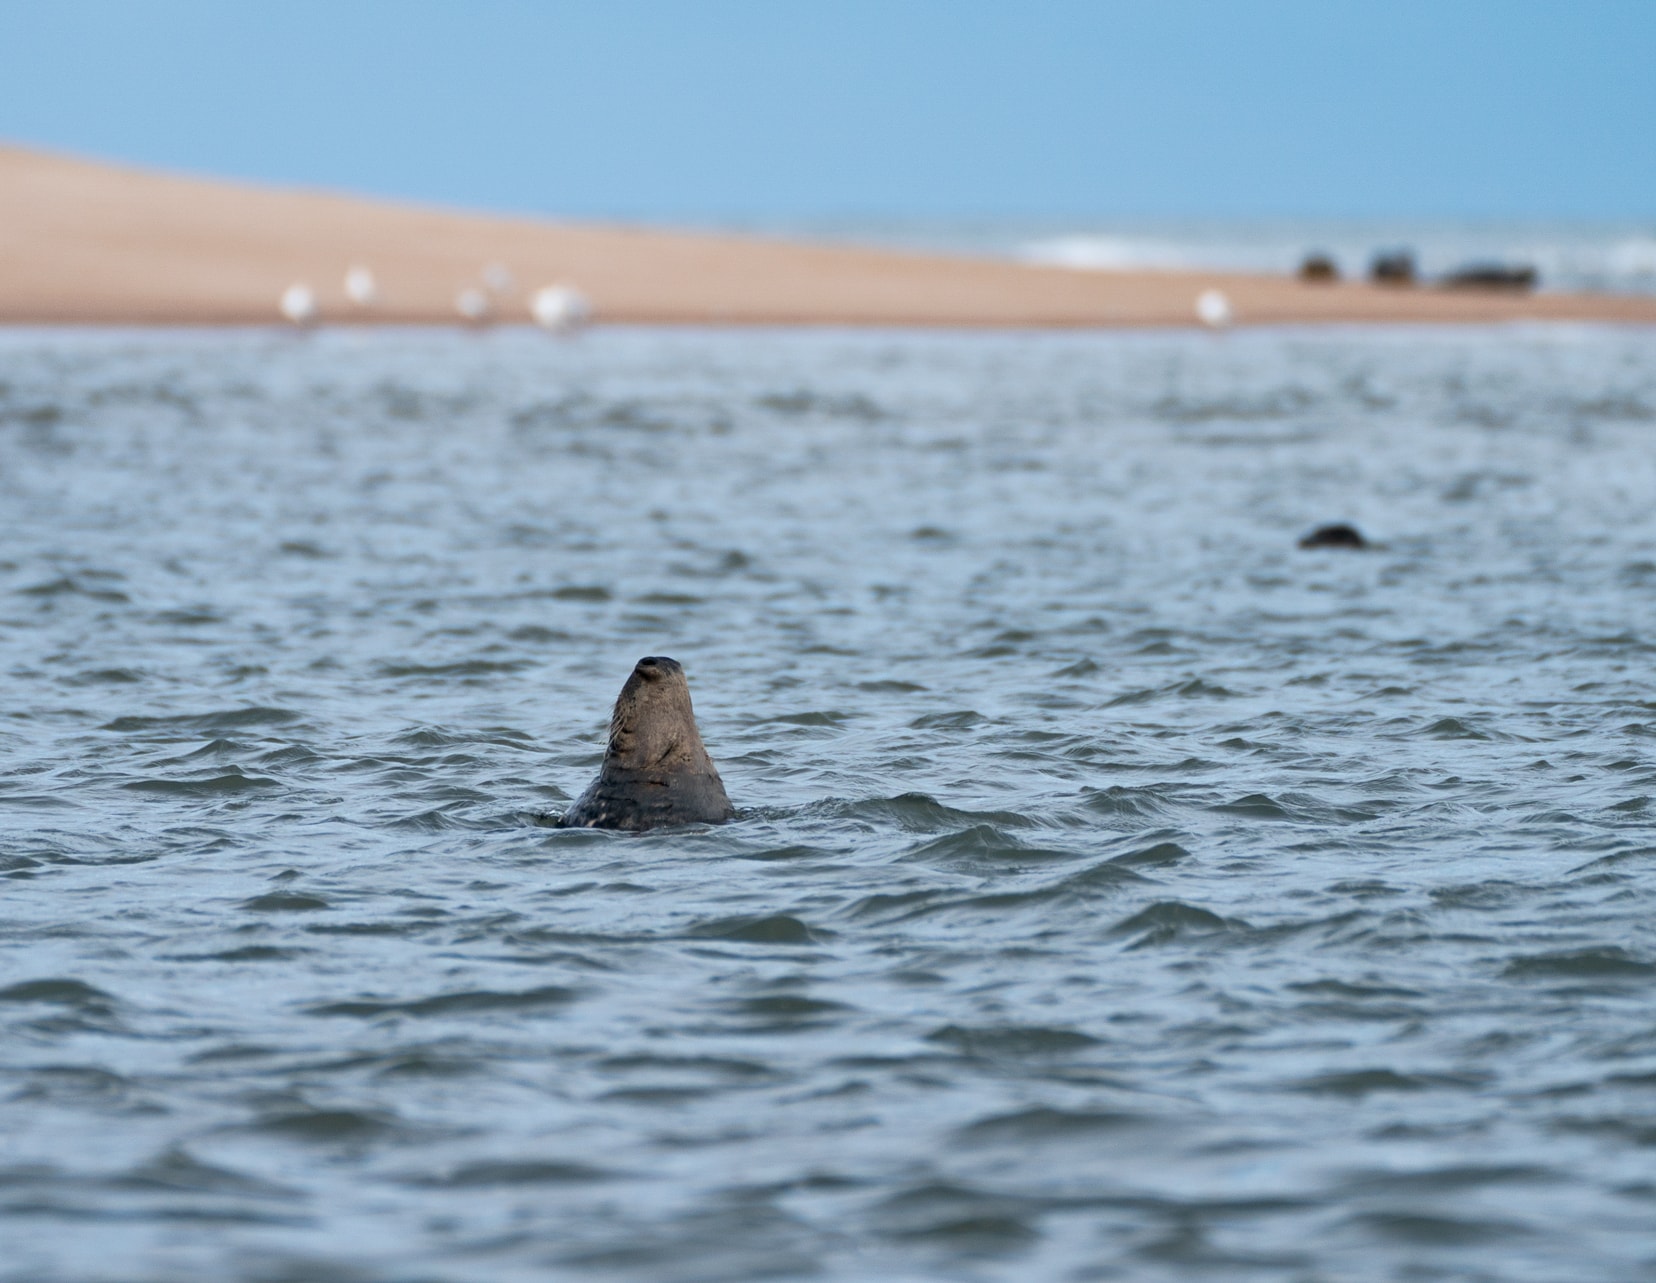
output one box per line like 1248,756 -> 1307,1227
1298,523 -> 1368,550
558,656 -> 734,831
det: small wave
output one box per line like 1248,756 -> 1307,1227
909,709 -> 984,730
0,794 -> 78,812
761,709 -> 854,727
869,1181 -> 1040,1250
899,826 -> 1086,877
687,914 -> 828,945
124,772 -> 283,796
151,607 -> 223,627
243,1106 -> 403,1144
1334,1163 -> 1553,1195
1108,678 -> 1238,705
13,1065 -> 135,1108
240,892 -> 329,912
506,623 -> 573,644
1107,840 -> 1192,868
17,576 -> 130,603
65,667 -> 144,686
1207,791 -> 1376,823
1288,978 -> 1425,1001
0,978 -> 115,1007
1347,1210 -> 1532,1246
721,993 -> 851,1031
115,1147 -> 302,1198
1502,947 -> 1656,980
597,1053 -> 775,1082
1418,716 -> 1494,740
925,1024 -> 1101,1058
375,659 -> 528,679
163,738 -> 250,762
100,707 -> 300,733
303,920 -> 433,937
387,808 -> 466,833
277,539 -> 333,559
825,793 -> 1035,833
166,945 -> 310,961
1292,1068 -> 1475,1096
415,1160 -> 618,1188
1052,860 -> 1154,893
550,585 -> 612,602
756,389 -> 887,420
954,1105 -> 1147,1145
305,985 -> 577,1018
1109,901 -> 1238,948
1079,784 -> 1179,819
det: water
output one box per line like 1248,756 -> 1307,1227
3,324 -> 1656,1282
771,217 -> 1656,295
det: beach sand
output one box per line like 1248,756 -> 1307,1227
3,143 -> 1654,328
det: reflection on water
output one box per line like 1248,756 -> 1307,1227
3,325 -> 1656,1281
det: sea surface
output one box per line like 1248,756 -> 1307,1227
4,324 -> 1656,1282
779,217 -> 1656,296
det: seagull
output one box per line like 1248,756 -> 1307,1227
531,284 -> 592,332
344,266 -> 379,306
455,286 -> 493,324
1195,288 -> 1233,329
279,283 -> 318,326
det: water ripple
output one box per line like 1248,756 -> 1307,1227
4,327 -> 1656,1281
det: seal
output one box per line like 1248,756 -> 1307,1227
1441,262 -> 1537,292
1298,523 -> 1368,550
1370,250 -> 1416,286
1299,252 -> 1339,282
557,656 -> 734,831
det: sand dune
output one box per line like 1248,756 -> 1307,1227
2,143 -> 1653,328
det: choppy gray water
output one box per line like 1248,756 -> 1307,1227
4,325 -> 1656,1282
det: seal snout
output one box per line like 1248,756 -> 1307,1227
635,655 -> 681,682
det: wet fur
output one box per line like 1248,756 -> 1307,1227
558,657 -> 733,831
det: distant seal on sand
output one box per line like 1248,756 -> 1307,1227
557,656 -> 734,830
1298,523 -> 1368,550
1369,250 -> 1417,286
1441,262 -> 1538,292
1299,252 -> 1339,283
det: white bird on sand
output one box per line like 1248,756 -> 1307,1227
455,286 -> 493,324
531,284 -> 592,332
344,265 -> 379,306
279,283 -> 318,326
482,262 -> 516,295
1195,288 -> 1233,329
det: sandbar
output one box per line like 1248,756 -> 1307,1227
2,144 -> 1653,328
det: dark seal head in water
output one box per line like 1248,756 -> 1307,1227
558,656 -> 734,831
1298,523 -> 1368,550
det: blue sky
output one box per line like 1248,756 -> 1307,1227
1,1 -> 1652,222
